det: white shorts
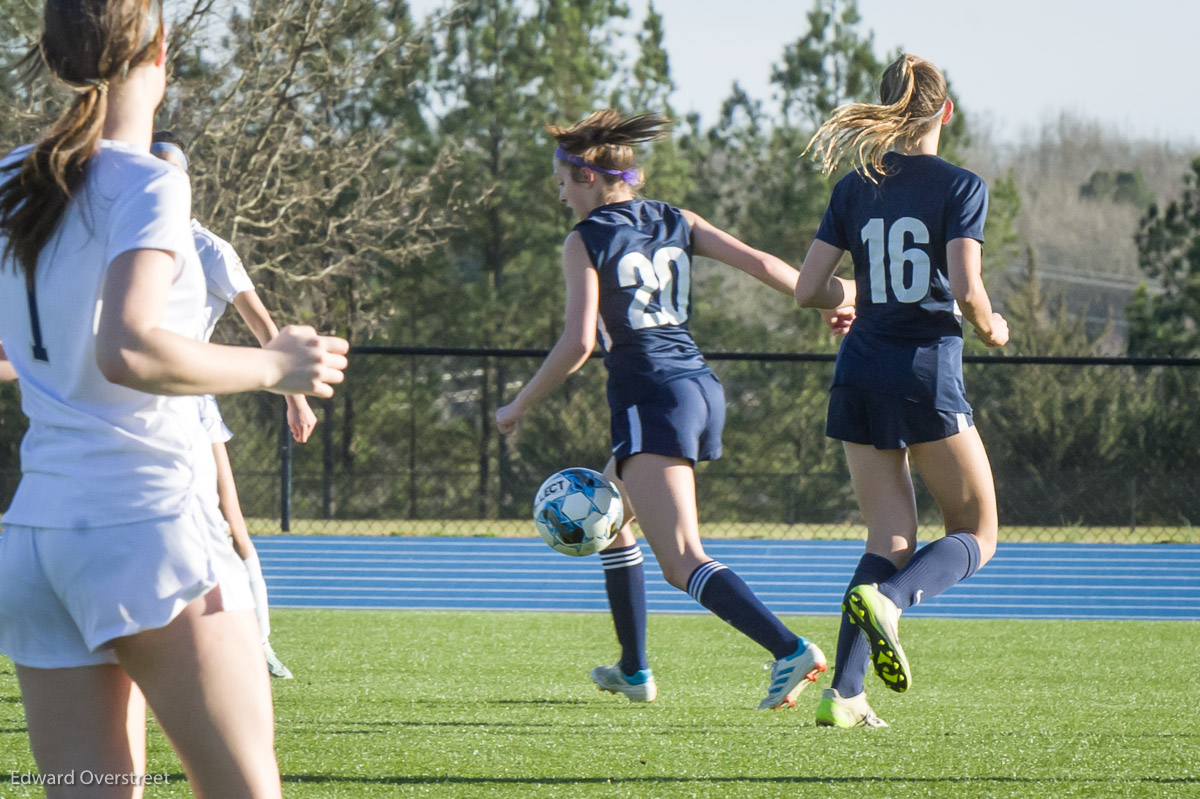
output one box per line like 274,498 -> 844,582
199,394 -> 233,443
0,502 -> 254,669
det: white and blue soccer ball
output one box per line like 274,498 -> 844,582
532,467 -> 623,556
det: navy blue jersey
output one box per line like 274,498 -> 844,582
815,154 -> 988,412
575,199 -> 711,410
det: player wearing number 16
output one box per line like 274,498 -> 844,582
496,111 -> 827,710
794,54 -> 1009,728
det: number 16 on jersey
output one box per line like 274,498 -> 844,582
861,217 -> 931,304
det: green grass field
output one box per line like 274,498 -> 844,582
1,611 -> 1197,798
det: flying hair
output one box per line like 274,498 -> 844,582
0,0 -> 164,284
805,54 -> 948,183
547,110 -> 672,188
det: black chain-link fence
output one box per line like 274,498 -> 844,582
2,348 -> 1198,543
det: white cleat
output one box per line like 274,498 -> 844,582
264,642 -> 294,680
758,640 -> 828,709
590,665 -> 657,703
815,687 -> 889,728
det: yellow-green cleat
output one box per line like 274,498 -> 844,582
815,688 -> 888,728
845,584 -> 911,693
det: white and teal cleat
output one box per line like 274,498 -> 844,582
590,665 -> 657,703
264,642 -> 294,680
758,639 -> 827,709
815,688 -> 889,728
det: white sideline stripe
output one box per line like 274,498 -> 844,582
263,558 -> 1200,576
253,537 -> 1200,556
265,573 -> 1200,597
258,597 -> 1195,614
266,591 -> 1197,614
267,584 -> 1196,605
255,549 -> 1200,568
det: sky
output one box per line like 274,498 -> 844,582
408,0 -> 1199,145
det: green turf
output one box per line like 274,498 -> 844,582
1,611 -> 1197,797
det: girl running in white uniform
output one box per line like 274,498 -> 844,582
0,1 -> 346,795
152,130 -> 316,680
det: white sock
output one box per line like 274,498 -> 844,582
243,553 -> 271,644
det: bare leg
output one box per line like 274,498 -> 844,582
620,453 -> 805,672
213,441 -> 256,561
214,441 -> 288,678
112,590 -> 281,799
16,664 -> 147,799
615,454 -> 708,588
908,426 -> 999,566
829,443 -> 919,700
603,456 -> 638,550
842,443 -> 920,566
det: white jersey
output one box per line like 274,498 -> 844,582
192,219 -> 254,344
0,140 -> 217,529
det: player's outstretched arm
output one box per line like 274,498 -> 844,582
97,248 -> 348,396
947,237 -> 1008,348
495,232 -> 599,435
233,290 -> 319,442
795,239 -> 856,310
0,341 -> 15,382
682,209 -> 799,296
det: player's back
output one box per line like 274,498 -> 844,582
820,153 -> 988,341
574,199 -> 709,409
818,154 -> 988,411
0,140 -> 209,528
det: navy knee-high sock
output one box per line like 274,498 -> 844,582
600,544 -> 649,675
831,553 -> 898,697
877,532 -> 982,610
686,561 -> 800,660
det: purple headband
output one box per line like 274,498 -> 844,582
554,147 -> 639,185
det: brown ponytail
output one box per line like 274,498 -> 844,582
547,110 -> 672,187
805,54 -> 948,182
0,0 -> 164,284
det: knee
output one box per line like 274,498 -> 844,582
660,563 -> 692,591
973,528 -> 997,566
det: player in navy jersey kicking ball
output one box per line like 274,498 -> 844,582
794,54 -> 1009,727
151,130 -> 313,680
497,110 -> 827,709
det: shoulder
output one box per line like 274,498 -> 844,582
933,158 -> 986,193
92,145 -> 192,216
192,222 -> 235,258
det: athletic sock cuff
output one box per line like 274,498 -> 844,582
600,544 -> 644,570
948,532 -> 982,579
686,560 -> 728,602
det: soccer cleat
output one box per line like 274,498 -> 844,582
757,639 -> 827,710
264,642 -> 294,680
845,584 -> 911,693
815,688 -> 889,728
591,665 -> 657,703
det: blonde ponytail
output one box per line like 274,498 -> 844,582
805,54 -> 948,182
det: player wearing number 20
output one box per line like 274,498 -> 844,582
795,54 -> 1009,728
497,111 -> 828,710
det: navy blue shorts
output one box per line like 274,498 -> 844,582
610,372 -> 724,474
826,384 -> 973,450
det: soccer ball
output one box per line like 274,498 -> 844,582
532,467 -> 623,556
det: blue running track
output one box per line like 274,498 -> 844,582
255,536 -> 1200,621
